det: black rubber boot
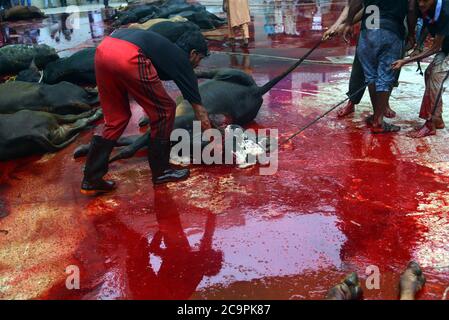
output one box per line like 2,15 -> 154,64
81,135 -> 116,196
148,138 -> 190,185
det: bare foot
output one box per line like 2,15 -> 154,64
384,107 -> 397,119
337,101 -> 355,118
399,261 -> 426,300
325,272 -> 363,300
435,118 -> 445,129
407,123 -> 436,138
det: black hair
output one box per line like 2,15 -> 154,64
175,31 -> 209,57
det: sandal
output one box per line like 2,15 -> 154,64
371,121 -> 401,134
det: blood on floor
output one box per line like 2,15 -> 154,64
0,1 -> 448,300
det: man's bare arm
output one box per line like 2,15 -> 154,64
392,35 -> 445,69
323,3 -> 364,40
323,5 -> 349,40
345,0 -> 363,25
406,0 -> 418,50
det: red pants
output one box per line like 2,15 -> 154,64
95,36 -> 176,141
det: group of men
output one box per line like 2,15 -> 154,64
80,0 -> 449,195
324,0 -> 449,137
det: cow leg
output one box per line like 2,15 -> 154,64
194,69 -> 220,79
73,134 -> 142,159
53,109 -> 99,124
52,109 -> 102,145
109,131 -> 150,163
64,102 -> 94,114
138,115 -> 150,127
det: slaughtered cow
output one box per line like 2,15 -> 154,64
0,5 -> 45,21
0,44 -> 59,76
42,48 -> 96,85
112,0 -> 225,29
128,15 -> 188,30
16,48 -> 96,85
16,25 -> 206,85
74,58 -> 304,162
0,109 -> 102,161
0,81 -> 99,115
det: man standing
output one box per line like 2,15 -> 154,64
223,0 -> 251,47
323,2 -> 398,119
342,0 -> 416,133
393,0 -> 449,137
81,30 -> 211,195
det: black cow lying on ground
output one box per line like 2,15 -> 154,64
0,109 -> 102,161
111,0 -> 225,29
74,57 -> 304,162
42,48 -> 96,85
0,5 -> 45,21
16,48 -> 96,85
0,81 -> 99,115
0,44 -> 59,76
16,23 -> 205,85
147,20 -> 201,42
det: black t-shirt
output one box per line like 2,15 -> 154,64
111,28 -> 202,105
362,0 -> 409,39
419,0 -> 449,54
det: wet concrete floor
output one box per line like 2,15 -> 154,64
0,0 -> 449,300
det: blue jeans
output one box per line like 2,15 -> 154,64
20,0 -> 31,6
357,29 -> 404,92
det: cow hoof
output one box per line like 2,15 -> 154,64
325,272 -> 363,300
73,144 -> 90,158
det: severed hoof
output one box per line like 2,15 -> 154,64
407,124 -> 436,138
399,261 -> 426,300
325,272 -> 363,300
337,101 -> 355,118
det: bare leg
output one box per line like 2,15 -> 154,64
370,86 -> 400,133
242,23 -> 249,47
407,119 -> 437,138
399,261 -> 426,300
385,90 -> 396,118
337,101 -> 356,118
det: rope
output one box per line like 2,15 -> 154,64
210,50 -> 350,66
278,84 -> 368,147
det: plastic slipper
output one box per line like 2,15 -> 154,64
371,121 -> 401,134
